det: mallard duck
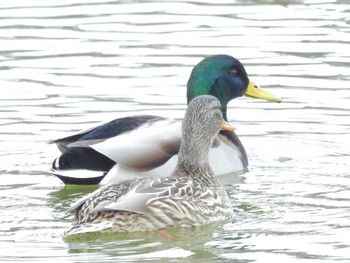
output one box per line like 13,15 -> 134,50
52,55 -> 281,185
65,95 -> 235,235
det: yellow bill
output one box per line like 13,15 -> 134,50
221,121 -> 236,131
244,80 -> 282,103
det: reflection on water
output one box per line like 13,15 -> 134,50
0,0 -> 349,262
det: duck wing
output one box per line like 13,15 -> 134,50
51,115 -> 165,172
51,115 -> 161,153
66,178 -> 137,214
91,118 -> 182,171
69,177 -> 199,216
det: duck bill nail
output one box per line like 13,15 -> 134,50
244,80 -> 282,103
221,121 -> 236,131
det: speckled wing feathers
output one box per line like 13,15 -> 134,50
68,176 -> 229,227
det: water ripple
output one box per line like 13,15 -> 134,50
0,0 -> 349,262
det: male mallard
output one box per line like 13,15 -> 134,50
52,55 -> 281,185
65,95 -> 235,235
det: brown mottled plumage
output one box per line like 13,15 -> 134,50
65,95 -> 234,235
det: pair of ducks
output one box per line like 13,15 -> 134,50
54,55 -> 281,235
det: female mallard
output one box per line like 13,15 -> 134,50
52,55 -> 281,185
65,95 -> 235,235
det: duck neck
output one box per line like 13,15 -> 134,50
208,85 -> 231,121
172,135 -> 215,181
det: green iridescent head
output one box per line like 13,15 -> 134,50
187,55 -> 281,120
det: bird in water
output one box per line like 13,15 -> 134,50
51,55 -> 281,185
65,95 -> 235,235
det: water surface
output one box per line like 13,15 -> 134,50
0,0 -> 349,262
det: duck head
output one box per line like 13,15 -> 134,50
187,54 -> 281,120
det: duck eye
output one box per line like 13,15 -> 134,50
230,69 -> 238,75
